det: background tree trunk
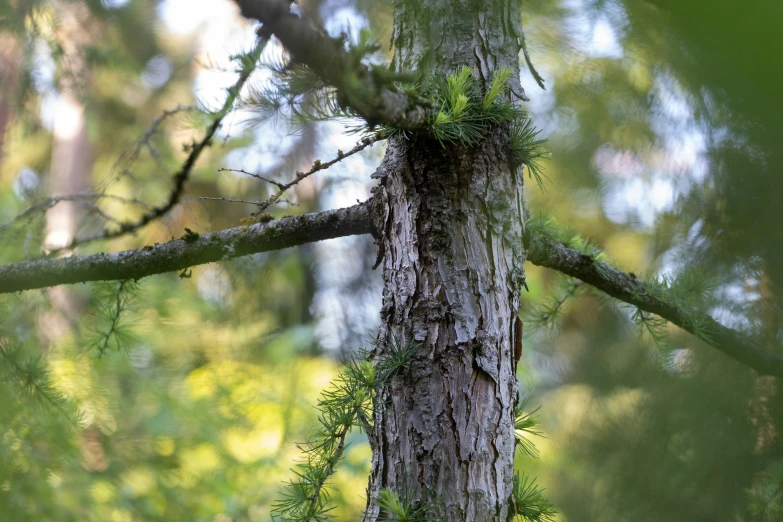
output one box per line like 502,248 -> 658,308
366,1 -> 528,520
42,2 -> 93,340
0,36 -> 21,172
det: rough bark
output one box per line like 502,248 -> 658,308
365,1 -> 527,519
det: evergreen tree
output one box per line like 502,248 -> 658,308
1,0 -> 782,521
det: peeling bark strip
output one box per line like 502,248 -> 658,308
526,234 -> 783,378
0,204 -> 372,294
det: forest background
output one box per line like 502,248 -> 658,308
1,0 -> 782,520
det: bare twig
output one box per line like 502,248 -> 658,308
197,196 -> 298,207
46,36 -> 270,254
246,133 -> 383,215
219,168 -> 286,188
0,193 -> 151,234
111,103 -> 195,183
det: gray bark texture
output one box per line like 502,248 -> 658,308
365,1 -> 527,519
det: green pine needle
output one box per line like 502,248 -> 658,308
514,396 -> 545,459
0,342 -> 84,427
743,459 -> 783,521
274,340 -> 419,521
510,116 -> 550,191
525,277 -> 583,334
484,68 -> 512,108
86,280 -> 140,356
378,487 -> 443,521
511,473 -> 558,522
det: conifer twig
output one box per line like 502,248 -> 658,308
0,342 -> 82,426
525,232 -> 783,377
45,36 -> 270,254
233,0 -> 431,128
99,280 -> 127,355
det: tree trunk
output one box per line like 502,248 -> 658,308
41,2 -> 93,340
0,36 -> 21,171
366,1 -> 527,520
45,2 -> 92,253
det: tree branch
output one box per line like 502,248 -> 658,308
526,233 -> 783,377
0,203 -> 372,294
2,196 -> 781,377
232,0 -> 431,129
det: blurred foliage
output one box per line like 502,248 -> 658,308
1,0 -> 783,521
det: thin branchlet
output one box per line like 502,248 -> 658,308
87,280 -> 139,356
234,0 -> 430,129
525,212 -> 783,375
215,134 -> 383,220
1,202 -> 781,376
273,340 -> 417,521
0,338 -> 83,427
42,37 -> 270,255
525,277 -> 584,333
